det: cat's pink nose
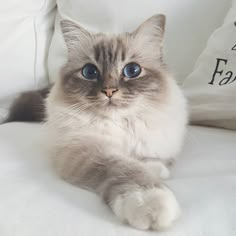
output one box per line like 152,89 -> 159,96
101,88 -> 118,98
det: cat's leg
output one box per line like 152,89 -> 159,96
140,157 -> 176,180
143,160 -> 170,179
53,146 -> 180,231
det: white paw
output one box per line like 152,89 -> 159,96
111,187 -> 180,230
145,161 -> 170,180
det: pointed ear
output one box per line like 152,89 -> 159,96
133,14 -> 166,44
60,19 -> 92,53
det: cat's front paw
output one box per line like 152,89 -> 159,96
111,186 -> 180,230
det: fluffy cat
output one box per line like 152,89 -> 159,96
7,14 -> 187,230
46,14 -> 187,230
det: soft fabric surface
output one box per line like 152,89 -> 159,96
0,0 -> 56,117
183,0 -> 236,130
0,123 -> 235,236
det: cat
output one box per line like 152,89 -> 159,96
6,14 -> 188,230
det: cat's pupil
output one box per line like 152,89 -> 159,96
82,64 -> 99,80
123,63 -> 141,78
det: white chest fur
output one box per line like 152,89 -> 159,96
82,108 -> 186,160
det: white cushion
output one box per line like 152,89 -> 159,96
48,0 -> 232,84
0,123 -> 235,235
183,0 -> 236,130
0,0 -> 56,119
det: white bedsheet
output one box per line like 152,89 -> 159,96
0,123 -> 235,236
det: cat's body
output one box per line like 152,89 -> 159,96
7,15 -> 188,230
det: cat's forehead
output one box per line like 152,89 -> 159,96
91,34 -> 131,67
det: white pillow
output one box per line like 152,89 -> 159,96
0,0 -> 56,121
48,0 -> 232,84
183,0 -> 236,130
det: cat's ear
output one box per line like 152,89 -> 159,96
133,14 -> 166,44
60,19 -> 92,53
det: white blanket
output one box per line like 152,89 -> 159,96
0,123 -> 235,236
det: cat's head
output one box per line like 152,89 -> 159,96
59,14 -> 168,114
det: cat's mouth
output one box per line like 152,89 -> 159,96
107,98 -> 117,107
94,96 -> 131,109
103,98 -> 131,109
100,97 -> 125,108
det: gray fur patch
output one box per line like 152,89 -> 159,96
6,87 -> 50,122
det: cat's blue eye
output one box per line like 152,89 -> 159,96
82,64 -> 99,80
123,63 -> 141,79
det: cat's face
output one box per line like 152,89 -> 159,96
59,15 -> 167,114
